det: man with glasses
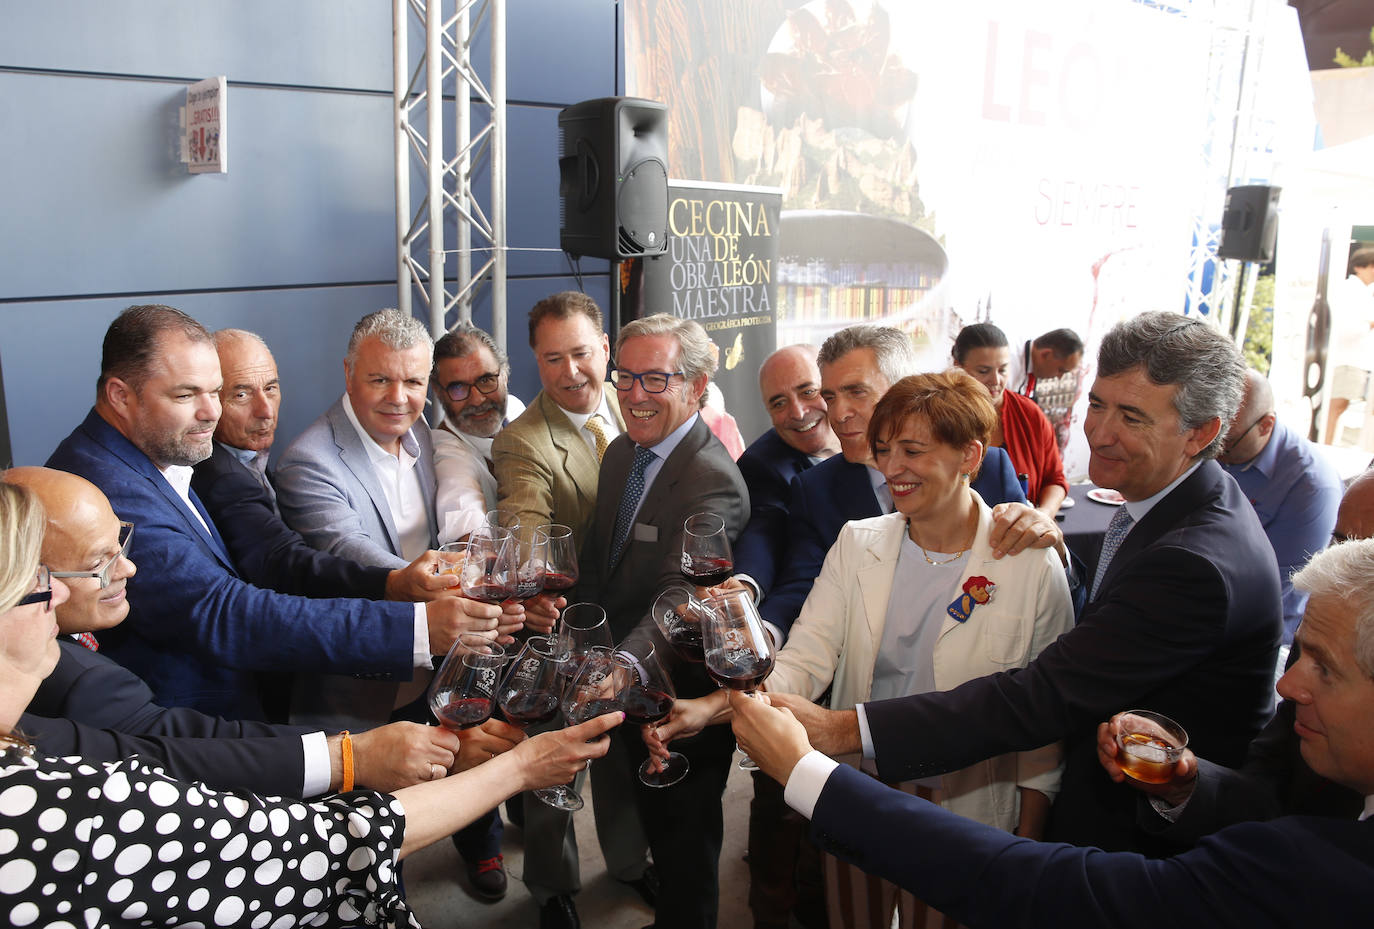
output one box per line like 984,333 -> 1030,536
7,466 -> 493,799
1217,368 -> 1342,646
579,313 -> 749,929
430,321 -> 525,543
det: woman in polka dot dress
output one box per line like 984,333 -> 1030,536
0,482 -> 621,928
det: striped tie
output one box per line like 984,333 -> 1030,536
72,632 -> 99,651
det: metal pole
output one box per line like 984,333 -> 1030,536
426,0 -> 445,336
491,0 -> 507,350
456,3 -> 472,328
392,0 -> 411,315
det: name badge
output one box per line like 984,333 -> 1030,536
633,522 -> 658,542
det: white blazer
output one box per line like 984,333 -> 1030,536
770,494 -> 1073,832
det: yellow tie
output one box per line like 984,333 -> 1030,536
585,414 -> 610,463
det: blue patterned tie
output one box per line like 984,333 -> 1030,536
1091,506 -> 1134,600
611,445 -> 656,566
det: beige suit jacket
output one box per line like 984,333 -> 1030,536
771,500 -> 1073,832
491,383 -> 625,546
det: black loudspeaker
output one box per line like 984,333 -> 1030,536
1218,185 -> 1280,262
559,97 -> 669,260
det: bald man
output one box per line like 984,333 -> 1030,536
733,345 -> 840,600
6,466 -> 509,797
1218,369 -> 1342,643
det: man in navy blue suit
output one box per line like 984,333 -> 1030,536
729,537 -> 1374,928
46,305 -> 507,722
6,465 -> 497,797
733,344 -> 839,599
758,325 -> 1028,638
767,312 -> 1281,858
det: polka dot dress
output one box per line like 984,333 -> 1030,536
0,748 -> 418,928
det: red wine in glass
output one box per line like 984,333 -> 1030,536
466,582 -> 516,604
705,648 -> 774,692
650,584 -> 707,663
681,512 -> 733,588
462,527 -> 517,603
542,572 -> 578,593
433,694 -> 494,729
680,556 -> 733,588
502,690 -> 561,726
540,524 -> 580,594
620,687 -> 674,726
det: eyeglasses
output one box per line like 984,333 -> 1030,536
610,369 -> 684,394
1223,414 -> 1270,454
52,522 -> 134,589
16,565 -> 54,613
443,372 -> 502,402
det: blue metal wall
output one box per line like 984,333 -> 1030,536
0,1 -> 618,465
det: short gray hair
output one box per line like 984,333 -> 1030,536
614,314 -> 715,381
1292,539 -> 1374,679
213,328 -> 269,353
818,325 -> 917,388
1097,311 -> 1244,461
345,309 -> 433,374
433,321 -> 508,375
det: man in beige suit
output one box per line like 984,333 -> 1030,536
493,291 -> 625,545
492,291 -> 652,929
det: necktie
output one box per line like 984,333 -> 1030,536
1091,506 -> 1135,600
251,451 -> 277,507
585,414 -> 610,462
610,446 -> 656,566
72,632 -> 99,651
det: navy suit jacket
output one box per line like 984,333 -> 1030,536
759,447 -> 1025,633
19,639 -> 312,795
809,761 -> 1374,929
47,410 -> 418,720
734,428 -> 816,595
863,460 -> 1282,853
191,442 -> 390,601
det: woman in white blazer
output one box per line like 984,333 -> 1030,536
651,371 -> 1073,929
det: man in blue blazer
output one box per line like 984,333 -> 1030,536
733,345 -> 839,599
759,325 -> 1026,637
45,305 -> 502,722
768,313 -> 1281,857
5,465 -> 472,799
730,537 -> 1374,928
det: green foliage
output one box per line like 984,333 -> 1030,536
1243,274 -> 1275,374
1333,27 -> 1374,67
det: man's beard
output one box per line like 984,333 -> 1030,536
456,396 -> 507,438
142,427 -> 214,468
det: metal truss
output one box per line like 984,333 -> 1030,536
394,0 -> 507,344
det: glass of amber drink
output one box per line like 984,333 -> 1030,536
1115,710 -> 1188,784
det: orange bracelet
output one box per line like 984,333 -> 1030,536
340,730 -> 354,792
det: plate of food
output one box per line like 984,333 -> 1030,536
1086,488 -> 1126,506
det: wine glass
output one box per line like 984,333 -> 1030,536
512,526 -> 549,602
434,540 -> 468,579
540,523 -> 579,595
533,646 -> 620,811
461,526 -> 517,604
428,632 -> 507,730
554,602 -> 613,687
681,512 -> 734,587
497,636 -> 564,729
701,587 -> 774,770
649,582 -> 707,664
486,509 -> 520,531
614,640 -> 689,788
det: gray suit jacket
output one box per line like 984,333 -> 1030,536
492,383 -> 625,546
274,397 -> 439,729
275,396 -> 439,570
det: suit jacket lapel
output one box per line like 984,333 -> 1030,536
328,401 -> 403,555
1096,461 -> 1218,597
542,391 -> 601,504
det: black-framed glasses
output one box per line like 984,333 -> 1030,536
17,565 -> 54,613
1223,413 -> 1269,454
52,522 -> 134,589
610,369 -> 683,394
442,372 -> 502,402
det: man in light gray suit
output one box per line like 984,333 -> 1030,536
275,307 -> 509,901
277,309 -> 439,571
